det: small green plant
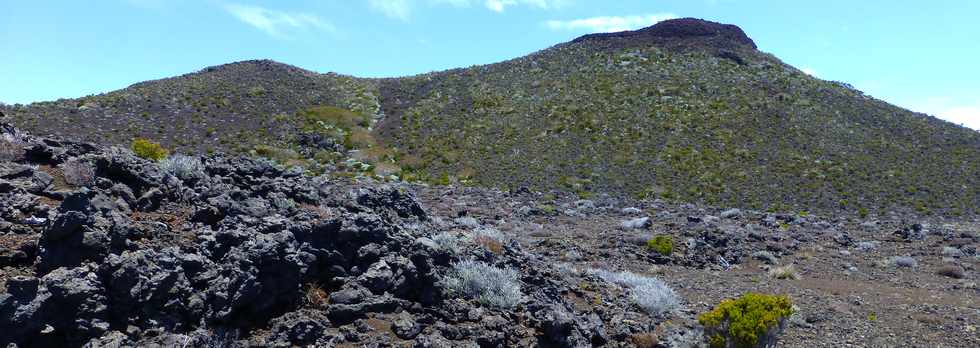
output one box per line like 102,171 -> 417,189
699,293 -> 794,348
540,204 -> 557,215
131,138 -> 168,161
646,235 -> 674,256
858,207 -> 869,219
429,172 -> 451,186
867,311 -> 877,322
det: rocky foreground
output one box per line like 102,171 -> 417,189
1,121 -> 978,347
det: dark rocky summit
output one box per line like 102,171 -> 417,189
571,17 -> 757,50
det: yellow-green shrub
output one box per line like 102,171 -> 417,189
299,106 -> 370,132
698,293 -> 793,348
131,138 -> 168,161
646,235 -> 673,256
254,145 -> 302,165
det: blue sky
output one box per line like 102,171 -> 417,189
1,0 -> 978,129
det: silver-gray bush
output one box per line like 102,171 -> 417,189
444,260 -> 522,309
161,154 -> 205,180
590,269 -> 680,316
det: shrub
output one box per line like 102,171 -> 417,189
590,269 -> 680,316
445,260 -> 522,308
431,232 -> 461,254
855,241 -> 878,252
160,154 -> 204,181
890,256 -> 917,268
303,283 -> 329,308
621,217 -> 651,230
253,145 -> 300,164
647,235 -> 674,256
0,133 -> 26,161
454,216 -> 479,228
269,194 -> 296,212
698,293 -> 794,348
344,128 -> 377,149
751,251 -> 778,265
472,228 -> 506,254
131,138 -> 168,161
299,106 -> 371,132
62,158 -> 96,187
767,265 -> 799,280
629,333 -> 659,348
941,246 -> 964,258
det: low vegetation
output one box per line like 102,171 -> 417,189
591,269 -> 680,316
444,260 -> 522,309
767,265 -> 799,280
303,283 -> 329,308
5,20 -> 980,216
377,29 -> 980,216
160,154 -> 205,181
890,256 -> 918,268
131,138 -> 168,161
471,228 -> 506,254
698,293 -> 794,348
646,235 -> 674,256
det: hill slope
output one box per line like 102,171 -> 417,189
375,18 -> 980,215
3,18 -> 980,216
2,60 -> 379,155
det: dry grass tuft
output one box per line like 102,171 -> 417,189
304,283 -> 329,308
768,265 -> 800,280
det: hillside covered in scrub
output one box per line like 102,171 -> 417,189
3,18 -> 980,216
1,120 -> 977,347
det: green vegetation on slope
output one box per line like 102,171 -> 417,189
2,60 -> 379,156
4,19 -> 980,216
376,35 -> 980,216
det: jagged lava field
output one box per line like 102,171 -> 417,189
0,18 -> 978,347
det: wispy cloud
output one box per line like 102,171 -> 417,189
905,97 -> 980,130
484,0 -> 568,13
224,3 -> 336,38
544,13 -> 677,33
374,0 -> 566,20
801,67 -> 818,77
369,0 -> 413,21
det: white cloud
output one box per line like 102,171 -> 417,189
801,67 -> 818,77
938,105 -> 980,130
905,97 -> 980,131
484,0 -> 567,13
383,0 -> 565,18
369,0 -> 413,21
545,13 -> 678,33
224,4 -> 336,38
